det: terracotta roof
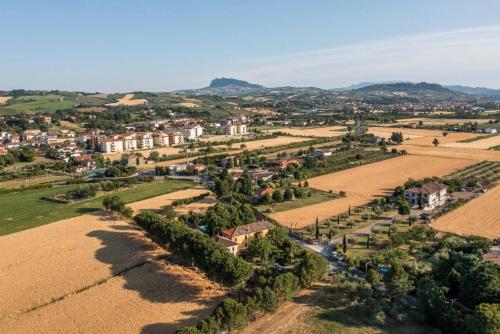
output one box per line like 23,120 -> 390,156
214,235 -> 239,248
223,221 -> 274,238
406,182 -> 447,195
256,187 -> 274,197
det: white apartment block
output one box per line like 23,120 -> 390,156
122,134 -> 138,151
99,139 -> 124,153
181,125 -> 203,140
153,132 -> 170,147
237,124 -> 247,135
136,133 -> 154,149
224,125 -> 238,136
224,124 -> 247,136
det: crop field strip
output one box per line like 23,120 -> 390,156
0,188 -> 225,333
431,184 -> 500,239
271,154 -> 475,229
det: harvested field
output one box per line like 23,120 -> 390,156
431,185 -> 500,240
368,126 -> 480,145
0,199 -> 224,333
393,144 -> 500,162
175,196 -> 218,215
233,136 -> 310,149
177,102 -> 200,108
199,135 -> 243,142
106,93 -> 147,107
76,106 -> 107,113
271,155 -> 475,229
128,188 -> 211,213
381,118 -> 493,126
0,96 -> 12,104
103,146 -> 183,161
442,135 -> 500,150
266,127 -> 346,137
244,107 -> 280,116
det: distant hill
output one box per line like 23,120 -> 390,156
447,85 -> 500,98
176,78 -> 267,96
348,82 -> 475,103
209,78 -> 263,89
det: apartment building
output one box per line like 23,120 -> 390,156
98,138 -> 124,153
136,132 -> 154,149
153,132 -> 170,147
168,131 -> 184,145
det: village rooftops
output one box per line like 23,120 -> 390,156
223,221 -> 274,239
406,182 -> 447,195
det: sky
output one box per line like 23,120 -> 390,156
1,0 -> 500,92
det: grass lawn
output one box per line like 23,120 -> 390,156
258,188 -> 339,213
1,95 -> 76,113
0,179 -> 194,236
0,174 -> 71,189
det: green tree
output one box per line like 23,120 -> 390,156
246,235 -> 277,264
283,188 -> 294,201
315,217 -> 320,240
342,234 -> 347,253
397,199 -> 411,215
296,251 -> 328,287
213,298 -> 248,331
272,189 -> 283,202
273,272 -> 299,301
261,192 -> 273,205
366,268 -> 381,285
468,303 -> 500,334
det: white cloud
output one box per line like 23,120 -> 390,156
228,26 -> 500,88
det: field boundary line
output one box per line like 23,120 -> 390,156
3,254 -> 168,320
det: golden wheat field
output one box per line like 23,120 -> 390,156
393,144 -> 500,162
442,135 -> 500,150
0,192 -> 224,333
128,188 -> 211,213
271,155 -> 475,228
368,126 -> 481,145
0,96 -> 12,104
431,185 -> 500,240
106,93 -> 148,107
266,126 -> 346,137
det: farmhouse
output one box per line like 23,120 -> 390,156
404,182 -> 448,210
222,221 -> 274,248
214,235 -> 239,255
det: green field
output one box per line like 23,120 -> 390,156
0,94 -> 111,113
257,188 -> 339,213
0,95 -> 76,113
0,179 -> 194,236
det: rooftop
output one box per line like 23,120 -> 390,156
223,221 -> 274,238
406,182 -> 447,195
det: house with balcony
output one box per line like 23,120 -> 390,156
404,182 -> 448,210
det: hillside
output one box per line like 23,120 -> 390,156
348,82 -> 476,103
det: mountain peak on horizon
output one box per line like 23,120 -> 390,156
208,78 -> 263,89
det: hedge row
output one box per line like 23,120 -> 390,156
134,211 -> 253,287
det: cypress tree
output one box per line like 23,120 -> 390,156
315,217 -> 320,240
342,234 -> 347,253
